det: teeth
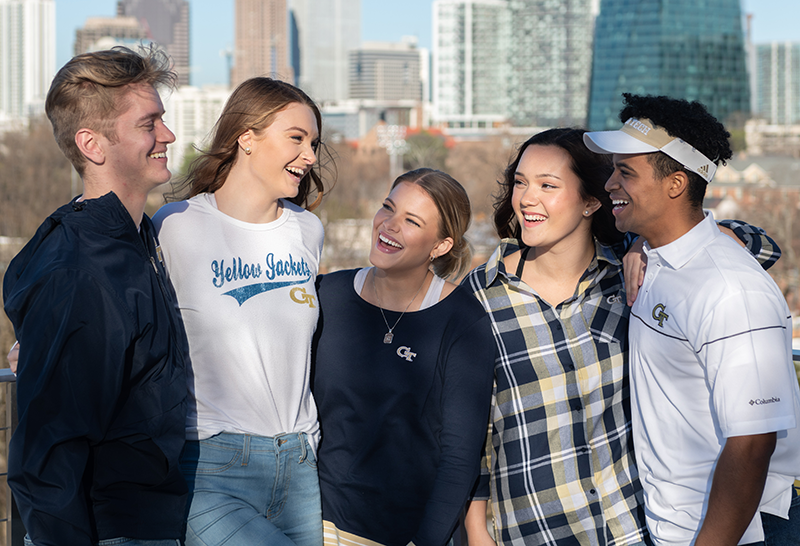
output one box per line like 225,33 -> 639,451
379,234 -> 402,248
149,152 -> 166,159
612,199 -> 629,206
523,213 -> 546,222
286,166 -> 305,176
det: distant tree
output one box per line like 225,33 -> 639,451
403,130 -> 448,171
0,116 -> 72,238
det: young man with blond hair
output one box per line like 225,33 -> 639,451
3,47 -> 190,546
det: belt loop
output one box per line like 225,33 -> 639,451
298,432 -> 307,463
242,434 -> 251,466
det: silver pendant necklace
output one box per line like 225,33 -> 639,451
372,267 -> 428,344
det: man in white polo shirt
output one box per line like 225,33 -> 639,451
584,93 -> 800,546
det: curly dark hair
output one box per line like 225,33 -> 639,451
493,128 -> 623,245
619,93 -> 732,208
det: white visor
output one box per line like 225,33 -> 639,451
584,118 -> 717,182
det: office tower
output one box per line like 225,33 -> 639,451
754,42 -> 800,125
588,0 -> 749,130
432,0 -> 508,129
232,0 -> 293,88
161,85 -> 231,173
117,0 -> 190,86
289,0 -> 360,103
0,0 -> 55,120
74,16 -> 149,55
506,0 -> 596,127
349,40 -> 423,101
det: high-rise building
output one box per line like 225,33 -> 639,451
289,0 -> 360,103
349,40 -> 423,101
0,0 -> 55,121
506,0 -> 596,127
117,0 -> 190,86
432,0 -> 508,130
753,42 -> 800,125
74,16 -> 149,55
231,0 -> 293,88
161,85 -> 231,173
588,0 -> 750,130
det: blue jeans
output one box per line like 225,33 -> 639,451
743,486 -> 800,546
180,432 -> 322,546
25,538 -> 179,546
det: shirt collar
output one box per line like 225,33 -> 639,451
482,237 -> 621,288
646,210 -> 717,269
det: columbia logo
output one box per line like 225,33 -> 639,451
749,397 -> 781,406
697,164 -> 709,176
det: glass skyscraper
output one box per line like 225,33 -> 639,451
588,0 -> 750,130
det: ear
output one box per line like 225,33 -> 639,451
237,130 -> 253,153
75,128 -> 105,166
431,237 -> 454,260
583,196 -> 602,217
666,170 -> 691,200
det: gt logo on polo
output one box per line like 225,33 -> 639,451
397,346 -> 416,362
652,303 -> 669,327
289,287 -> 316,308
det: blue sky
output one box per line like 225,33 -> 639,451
55,0 -> 800,87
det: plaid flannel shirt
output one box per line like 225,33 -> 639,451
464,222 -> 780,546
465,238 -> 645,546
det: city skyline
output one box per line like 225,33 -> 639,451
54,0 -> 800,88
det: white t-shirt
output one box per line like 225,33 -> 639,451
629,211 -> 800,545
153,194 -> 324,452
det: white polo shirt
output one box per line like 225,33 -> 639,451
629,212 -> 800,546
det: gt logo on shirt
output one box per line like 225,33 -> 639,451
652,303 -> 669,327
397,346 -> 417,362
290,287 -> 316,308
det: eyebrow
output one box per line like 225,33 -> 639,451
514,171 -> 562,180
385,197 -> 427,225
137,111 -> 163,124
285,125 -> 320,141
614,159 -> 634,171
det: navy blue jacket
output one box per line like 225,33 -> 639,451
3,192 -> 190,546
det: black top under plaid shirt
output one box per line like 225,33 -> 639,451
464,223 -> 780,546
465,238 -> 646,546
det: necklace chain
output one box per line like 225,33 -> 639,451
372,267 -> 428,344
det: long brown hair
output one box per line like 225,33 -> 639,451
174,77 -> 333,211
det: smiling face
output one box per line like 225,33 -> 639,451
243,102 -> 319,202
511,144 -> 598,253
370,181 -> 453,274
605,152 -> 671,242
102,83 -> 175,193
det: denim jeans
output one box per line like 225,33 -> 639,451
743,486 -> 800,546
25,537 -> 180,546
180,431 -> 322,546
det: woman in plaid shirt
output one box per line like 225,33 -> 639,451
462,128 -> 779,546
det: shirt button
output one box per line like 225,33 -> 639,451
590,489 -> 596,495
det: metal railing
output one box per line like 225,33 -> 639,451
0,368 -> 19,546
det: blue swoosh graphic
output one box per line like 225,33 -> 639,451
222,275 -> 311,306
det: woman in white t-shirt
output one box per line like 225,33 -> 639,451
152,77 -> 331,546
